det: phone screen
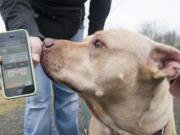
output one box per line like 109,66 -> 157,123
0,30 -> 35,97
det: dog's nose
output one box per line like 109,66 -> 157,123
43,38 -> 55,48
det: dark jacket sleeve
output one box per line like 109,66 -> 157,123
88,0 -> 112,35
0,0 -> 44,38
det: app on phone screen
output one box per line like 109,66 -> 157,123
0,39 -> 33,90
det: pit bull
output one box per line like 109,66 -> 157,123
41,29 -> 180,135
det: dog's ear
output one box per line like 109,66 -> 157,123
147,43 -> 180,97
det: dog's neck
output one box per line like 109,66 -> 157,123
82,79 -> 173,135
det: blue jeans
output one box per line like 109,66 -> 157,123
24,25 -> 84,135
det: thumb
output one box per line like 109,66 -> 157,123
32,53 -> 40,63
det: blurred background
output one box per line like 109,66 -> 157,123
0,0 -> 180,134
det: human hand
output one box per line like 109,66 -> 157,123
29,37 -> 43,66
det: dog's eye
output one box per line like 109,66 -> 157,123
94,40 -> 104,49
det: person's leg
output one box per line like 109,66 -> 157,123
53,83 -> 79,135
53,24 -> 84,135
24,64 -> 52,135
70,24 -> 85,42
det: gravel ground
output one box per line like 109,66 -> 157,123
174,98 -> 180,134
0,98 -> 90,135
0,98 -> 180,135
0,108 -> 24,135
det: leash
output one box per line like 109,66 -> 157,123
153,127 -> 165,135
152,122 -> 177,135
82,99 -> 90,135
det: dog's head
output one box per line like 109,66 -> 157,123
41,29 -> 180,134
41,29 -> 180,98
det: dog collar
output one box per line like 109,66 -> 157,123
153,125 -> 166,135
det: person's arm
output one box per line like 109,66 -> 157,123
88,0 -> 112,35
0,0 -> 43,65
0,0 -> 43,39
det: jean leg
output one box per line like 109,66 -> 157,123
24,64 -> 52,135
53,83 -> 79,135
53,24 -> 84,135
70,24 -> 84,42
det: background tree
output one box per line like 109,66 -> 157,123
140,22 -> 179,48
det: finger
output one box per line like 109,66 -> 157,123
32,53 -> 40,67
31,45 -> 42,55
29,37 -> 43,54
32,53 -> 40,63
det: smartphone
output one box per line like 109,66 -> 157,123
0,29 -> 36,99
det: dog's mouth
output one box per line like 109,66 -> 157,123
41,48 -> 63,78
41,50 -> 83,94
40,39 -> 92,94
42,53 -> 63,71
41,38 -> 64,76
